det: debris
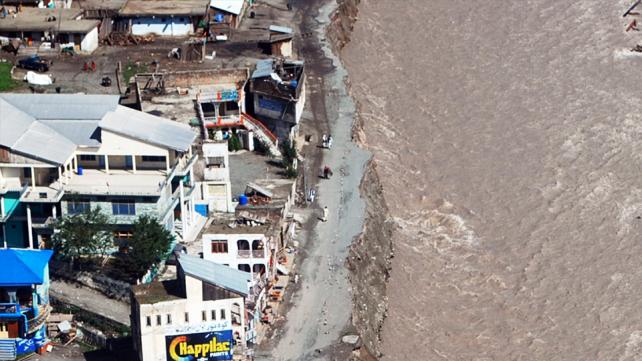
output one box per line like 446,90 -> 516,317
57,320 -> 72,333
342,334 -> 360,345
106,32 -> 155,46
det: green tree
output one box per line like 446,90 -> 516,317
124,215 -> 174,279
228,132 -> 242,152
52,207 -> 113,270
280,139 -> 298,178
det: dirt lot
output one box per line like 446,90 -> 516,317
1,0 -> 296,95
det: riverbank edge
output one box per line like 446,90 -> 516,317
325,1 -> 395,359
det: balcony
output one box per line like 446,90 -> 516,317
252,249 -> 266,258
0,178 -> 23,194
0,303 -> 20,316
236,249 -> 266,259
21,186 -> 64,203
63,169 -> 166,196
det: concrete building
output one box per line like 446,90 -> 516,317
208,0 -> 250,37
0,94 -> 200,250
262,25 -> 293,58
131,253 -> 264,361
247,58 -> 305,140
116,0 -> 209,36
0,8 -> 100,53
134,68 -> 281,156
0,249 -> 53,360
76,0 -> 128,40
201,218 -> 274,281
201,141 -> 233,213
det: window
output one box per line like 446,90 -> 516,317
184,312 -> 189,323
211,310 -> 216,320
211,240 -> 228,254
166,314 -> 172,325
145,316 -> 151,327
238,264 -> 251,273
220,310 -> 226,320
112,199 -> 135,215
79,155 -> 97,161
202,311 -> 206,321
156,315 -> 162,326
142,156 -> 165,162
67,200 -> 90,214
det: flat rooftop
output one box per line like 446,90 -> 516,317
0,8 -> 99,33
61,169 -> 166,196
132,280 -> 183,305
204,220 -> 271,235
77,0 -> 127,11
119,0 -> 209,16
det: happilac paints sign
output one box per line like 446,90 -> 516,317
166,330 -> 233,361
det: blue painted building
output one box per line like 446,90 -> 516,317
0,249 -> 53,360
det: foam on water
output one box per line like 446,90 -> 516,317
342,0 -> 642,359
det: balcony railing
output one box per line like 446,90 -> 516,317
252,249 -> 265,258
0,303 -> 19,315
237,250 -> 250,258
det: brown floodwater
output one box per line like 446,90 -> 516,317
342,0 -> 642,359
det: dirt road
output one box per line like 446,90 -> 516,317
256,0 -> 370,359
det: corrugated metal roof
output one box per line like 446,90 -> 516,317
39,120 -> 101,147
13,122 -> 77,164
0,98 -> 76,164
246,182 -> 273,198
251,59 -> 274,79
269,25 -> 293,34
100,106 -> 197,152
179,254 -> 250,296
0,94 -> 120,120
0,249 -> 53,286
0,98 -> 35,148
210,0 -> 245,15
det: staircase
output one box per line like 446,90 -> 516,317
173,219 -> 184,240
194,100 -> 208,139
0,339 -> 16,360
241,113 -> 281,158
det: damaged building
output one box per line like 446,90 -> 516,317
247,58 -> 305,140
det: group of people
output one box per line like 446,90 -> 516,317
321,134 -> 333,149
83,61 -> 97,72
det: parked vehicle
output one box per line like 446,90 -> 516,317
17,55 -> 49,72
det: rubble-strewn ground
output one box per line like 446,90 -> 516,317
1,0 -> 373,360
255,0 -> 371,360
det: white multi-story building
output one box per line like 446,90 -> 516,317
131,254 -> 256,361
0,94 -> 200,249
200,141 -> 233,213
201,221 -> 273,281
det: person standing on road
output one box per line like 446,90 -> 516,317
328,135 -> 333,149
321,206 -> 329,222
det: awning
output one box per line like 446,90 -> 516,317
0,249 -> 53,286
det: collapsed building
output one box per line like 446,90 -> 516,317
247,58 -> 305,141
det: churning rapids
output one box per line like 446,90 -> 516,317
342,0 -> 642,360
